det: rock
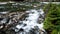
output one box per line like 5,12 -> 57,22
0,18 -> 3,21
0,12 -> 21,34
11,0 -> 24,2
0,12 -> 9,15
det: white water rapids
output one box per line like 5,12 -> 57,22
0,2 -> 46,33
12,9 -> 46,34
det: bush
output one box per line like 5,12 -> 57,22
44,3 -> 60,34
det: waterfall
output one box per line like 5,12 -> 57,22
13,9 -> 47,34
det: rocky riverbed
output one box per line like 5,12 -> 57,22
0,11 -> 25,34
0,2 -> 48,34
0,9 -> 47,34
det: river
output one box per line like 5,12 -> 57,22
0,2 -> 47,34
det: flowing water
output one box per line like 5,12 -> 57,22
0,2 -> 47,34
12,9 -> 46,34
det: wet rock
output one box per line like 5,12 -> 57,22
0,12 -> 9,15
19,13 -> 28,21
0,12 -> 21,34
0,9 -> 45,34
12,0 -> 24,2
38,18 -> 44,24
0,18 -> 10,24
29,26 -> 39,34
0,26 -> 3,29
0,30 -> 6,34
6,29 -> 16,34
19,28 -> 24,31
23,24 -> 27,26
0,18 -> 3,21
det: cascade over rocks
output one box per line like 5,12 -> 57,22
0,2 -> 47,34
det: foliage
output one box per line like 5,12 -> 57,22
43,3 -> 60,34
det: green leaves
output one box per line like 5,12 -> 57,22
51,29 -> 58,34
43,3 -> 60,34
